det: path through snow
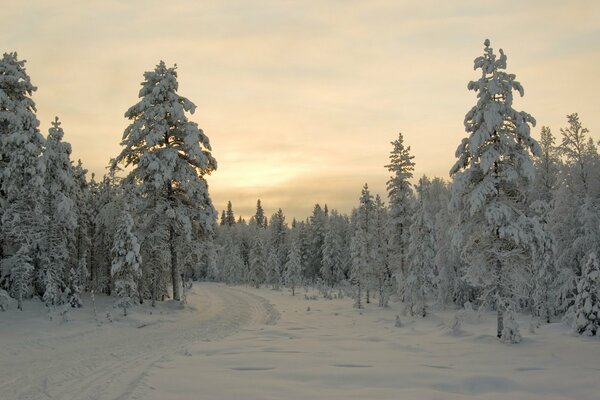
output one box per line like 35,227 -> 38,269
0,284 -> 279,400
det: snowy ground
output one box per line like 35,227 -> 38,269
1,283 -> 599,400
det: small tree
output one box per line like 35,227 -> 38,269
574,252 -> 600,336
111,210 -> 142,316
285,233 -> 303,296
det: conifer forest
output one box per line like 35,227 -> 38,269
1,10 -> 599,399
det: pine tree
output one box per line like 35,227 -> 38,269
113,61 -> 217,302
111,210 -> 142,316
450,40 -> 540,340
385,132 -> 415,296
0,52 -> 46,306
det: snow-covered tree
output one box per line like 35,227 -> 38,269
307,204 -> 327,281
253,199 -> 267,228
0,52 -> 46,306
285,232 -> 303,296
532,126 -> 560,203
350,184 -> 375,308
111,210 -> 142,316
225,201 -> 236,226
268,208 -> 288,287
321,210 -> 350,287
574,251 -> 600,336
385,132 -> 415,296
0,245 -> 33,310
113,61 -> 217,302
41,117 -> 77,306
405,177 -> 435,316
559,113 -> 593,195
372,195 -> 391,308
450,40 -> 540,339
249,233 -> 267,288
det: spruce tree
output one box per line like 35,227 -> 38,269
41,117 -> 77,306
285,232 -> 303,296
575,251 -> 600,336
450,40 -> 540,340
405,177 -> 435,316
225,201 -> 236,226
0,52 -> 46,306
350,184 -> 375,308
385,132 -> 415,295
111,209 -> 142,316
113,61 -> 217,302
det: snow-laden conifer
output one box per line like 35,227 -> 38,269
249,234 -> 267,288
575,252 -> 600,336
405,177 -> 435,316
350,184 -> 375,308
450,40 -> 540,339
111,209 -> 142,316
386,133 -> 415,292
41,117 -> 77,306
0,52 -> 46,305
113,61 -> 217,302
285,231 -> 303,296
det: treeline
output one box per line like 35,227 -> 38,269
0,55 -> 216,315
210,41 -> 600,340
1,40 -> 598,340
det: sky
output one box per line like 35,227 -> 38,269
2,0 -> 599,220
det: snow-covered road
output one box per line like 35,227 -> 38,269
0,284 -> 279,400
2,284 -> 599,400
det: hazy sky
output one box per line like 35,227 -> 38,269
3,0 -> 599,220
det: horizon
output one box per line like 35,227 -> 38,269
3,0 -> 599,220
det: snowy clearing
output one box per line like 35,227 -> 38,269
1,283 -> 599,400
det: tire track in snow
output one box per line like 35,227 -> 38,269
0,283 -> 279,400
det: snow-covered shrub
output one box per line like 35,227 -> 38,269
395,315 -> 402,327
0,289 -> 12,311
574,252 -> 600,336
501,308 -> 522,344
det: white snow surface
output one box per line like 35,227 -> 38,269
1,283 -> 599,400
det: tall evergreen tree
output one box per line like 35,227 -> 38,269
225,201 -> 236,226
405,177 -> 435,316
350,184 -> 375,308
0,52 -> 46,308
253,199 -> 267,228
41,117 -> 77,306
385,132 -> 415,296
450,40 -> 540,339
113,61 -> 217,302
285,231 -> 304,296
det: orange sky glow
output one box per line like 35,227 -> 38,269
2,0 -> 599,219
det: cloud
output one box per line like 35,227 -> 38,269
2,0 -> 599,219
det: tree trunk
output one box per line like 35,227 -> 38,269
496,258 -> 504,338
170,225 -> 180,301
